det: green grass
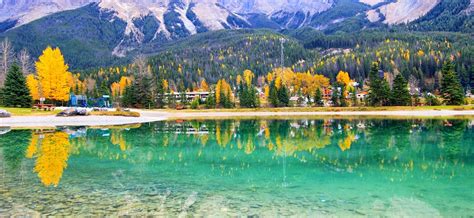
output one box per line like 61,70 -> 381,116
0,107 -> 58,116
88,111 -> 141,117
155,105 -> 474,113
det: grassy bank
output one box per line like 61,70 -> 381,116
0,107 -> 58,116
154,105 -> 474,113
88,111 -> 141,117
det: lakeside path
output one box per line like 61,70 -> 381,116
2,109 -> 474,128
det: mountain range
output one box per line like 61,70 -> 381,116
0,0 -> 472,69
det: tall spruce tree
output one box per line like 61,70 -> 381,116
391,74 -> 411,106
351,88 -> 358,106
2,64 -> 32,108
277,85 -> 290,107
314,88 -> 323,107
156,78 -> 165,108
339,84 -> 347,107
239,83 -> 258,108
368,62 -> 390,106
121,83 -> 137,108
269,81 -> 279,107
440,61 -> 465,105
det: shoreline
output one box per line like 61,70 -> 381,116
1,109 -> 474,128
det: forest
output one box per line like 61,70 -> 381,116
0,27 -> 472,109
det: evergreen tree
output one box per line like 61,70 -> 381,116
239,83 -> 259,108
339,84 -> 347,107
351,88 -> 358,106
121,84 -> 137,108
425,93 -> 441,106
314,88 -> 323,107
0,88 -> 5,106
331,87 -> 339,107
178,81 -> 188,106
205,90 -> 216,108
99,80 -> 110,96
368,62 -> 390,106
156,78 -> 165,108
441,61 -> 465,105
277,85 -> 290,107
2,64 -> 32,108
135,75 -> 155,108
391,74 -> 411,106
269,81 -> 279,107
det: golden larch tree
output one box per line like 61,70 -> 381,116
26,74 -> 40,101
35,47 -> 71,102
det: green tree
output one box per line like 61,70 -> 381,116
391,74 -> 411,106
205,90 -> 216,108
239,83 -> 259,108
2,64 -> 32,108
440,61 -> 465,105
135,75 -> 155,108
368,62 -> 390,106
331,86 -> 339,107
339,84 -> 347,107
314,88 -> 323,107
121,84 -> 137,108
269,81 -> 279,107
156,78 -> 165,108
277,85 -> 290,107
351,87 -> 358,106
425,93 -> 441,106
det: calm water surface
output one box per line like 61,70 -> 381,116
0,119 -> 473,216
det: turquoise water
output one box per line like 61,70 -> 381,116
0,119 -> 473,216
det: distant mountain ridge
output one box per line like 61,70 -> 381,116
0,0 -> 472,70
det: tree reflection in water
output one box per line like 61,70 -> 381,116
0,119 -> 472,187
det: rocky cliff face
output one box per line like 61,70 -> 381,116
0,0 -> 94,25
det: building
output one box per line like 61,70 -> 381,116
164,91 -> 211,102
356,91 -> 368,100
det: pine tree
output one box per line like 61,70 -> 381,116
121,84 -> 136,108
314,88 -> 323,107
368,62 -> 390,106
269,81 -> 279,107
339,84 -> 347,107
135,76 -> 154,108
156,78 -> 165,108
351,88 -> 358,106
441,61 -> 465,105
239,83 -> 258,108
331,88 -> 339,107
2,64 -> 32,107
391,74 -> 411,106
205,90 -> 216,108
277,85 -> 289,107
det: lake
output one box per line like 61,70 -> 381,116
0,118 -> 473,216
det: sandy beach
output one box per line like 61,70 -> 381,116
1,109 -> 474,128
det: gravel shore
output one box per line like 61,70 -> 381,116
1,110 -> 473,128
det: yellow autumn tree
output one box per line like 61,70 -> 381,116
163,79 -> 169,91
119,76 -> 132,96
26,75 -> 40,101
111,82 -> 121,98
215,79 -> 232,106
243,69 -> 254,86
336,71 -> 352,87
35,47 -> 71,102
33,132 -> 72,187
200,79 -> 209,91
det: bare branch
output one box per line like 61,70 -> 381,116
18,48 -> 32,75
0,38 -> 15,86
